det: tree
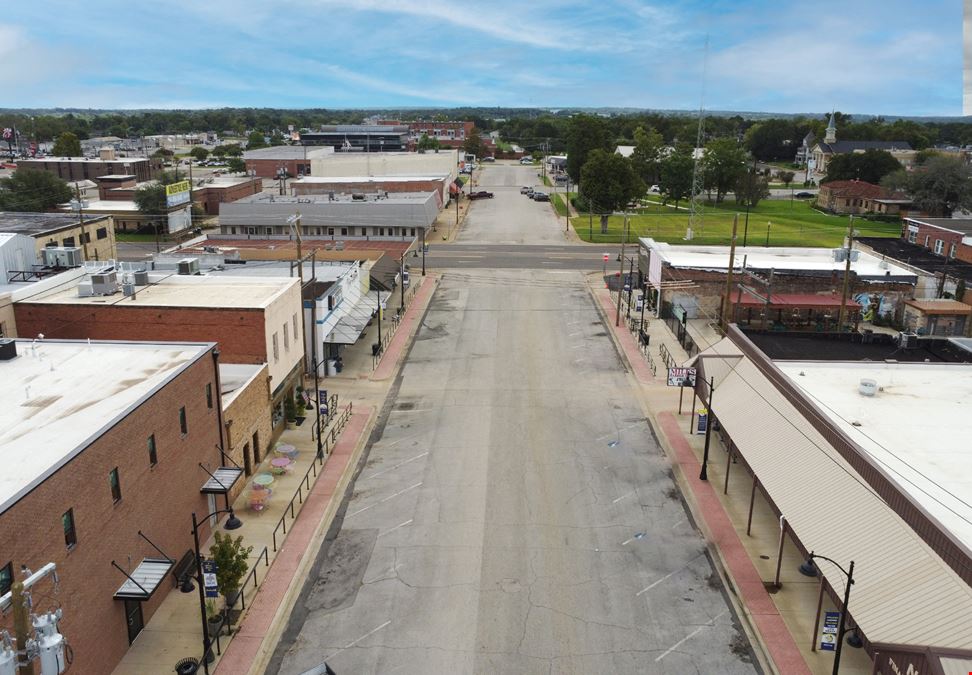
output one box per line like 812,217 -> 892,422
211,145 -> 229,158
824,149 -> 902,184
227,157 -> 246,173
565,114 -> 613,183
896,156 -> 972,217
269,131 -> 286,147
209,532 -> 253,601
417,133 -> 440,152
734,172 -> 770,209
744,119 -> 798,161
51,132 -> 82,157
579,150 -> 644,234
630,126 -> 664,186
778,170 -> 796,188
246,131 -> 267,150
189,146 -> 209,161
702,138 -> 748,203
463,127 -> 486,159
133,170 -> 183,216
659,146 -> 694,209
222,143 -> 243,157
152,147 -> 174,160
0,169 -> 74,211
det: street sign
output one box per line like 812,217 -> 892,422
202,559 -> 219,598
603,253 -> 610,261
820,611 -> 840,651
667,367 -> 697,387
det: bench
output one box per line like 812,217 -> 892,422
172,549 -> 196,589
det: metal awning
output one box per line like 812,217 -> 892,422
200,467 -> 244,494
113,558 -> 173,600
325,291 -> 380,345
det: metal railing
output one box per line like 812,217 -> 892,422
271,401 -> 354,552
372,282 -> 420,370
659,342 -> 675,370
211,545 -> 270,657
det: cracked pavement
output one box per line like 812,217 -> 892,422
271,270 -> 758,674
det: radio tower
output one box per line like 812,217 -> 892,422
686,38 -> 709,240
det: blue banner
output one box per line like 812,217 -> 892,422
202,560 -> 219,598
820,611 -> 839,651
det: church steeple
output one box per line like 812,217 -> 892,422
825,109 -> 837,144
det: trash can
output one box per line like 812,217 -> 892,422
371,343 -> 381,357
326,359 -> 337,376
335,357 -> 343,373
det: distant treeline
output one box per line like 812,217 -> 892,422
2,108 -> 971,160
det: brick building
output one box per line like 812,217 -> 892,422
817,180 -> 910,215
0,212 -> 116,262
13,268 -> 304,438
903,217 -> 972,264
379,120 -> 474,150
0,338 -> 233,674
219,363 -> 273,497
242,146 -> 333,178
291,175 -> 451,204
16,156 -> 161,182
192,175 -> 263,215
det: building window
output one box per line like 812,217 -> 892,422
908,230 -> 917,243
328,228 -> 335,236
62,509 -> 77,549
206,383 -> 213,409
179,406 -> 188,435
96,227 -> 108,240
81,232 -> 91,244
341,227 -> 348,236
0,562 -> 11,595
148,434 -> 158,466
283,322 -> 290,349
934,239 -> 944,255
293,313 -> 298,341
924,235 -> 930,248
62,236 -> 75,247
0,321 -> 5,337
950,244 -> 957,258
272,332 -> 279,361
109,468 -> 122,503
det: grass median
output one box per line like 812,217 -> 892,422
571,198 -> 900,246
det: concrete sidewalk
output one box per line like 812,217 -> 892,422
372,274 -> 438,381
593,280 -> 873,675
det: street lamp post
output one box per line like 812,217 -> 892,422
799,552 -> 857,675
699,377 -> 715,480
312,358 -> 324,460
190,508 -> 242,675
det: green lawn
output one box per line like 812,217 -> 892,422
551,192 -> 574,217
572,198 -> 901,246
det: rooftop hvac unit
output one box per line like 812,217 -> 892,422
0,339 -> 17,361
90,271 -> 118,295
177,258 -> 200,275
41,247 -> 83,268
133,270 -> 149,285
898,331 -> 919,350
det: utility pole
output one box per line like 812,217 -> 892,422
421,229 -> 426,276
615,214 -> 629,327
743,155 -> 756,246
837,217 -> 854,331
721,214 -> 739,331
11,581 -> 34,675
73,181 -> 90,261
287,212 -> 303,285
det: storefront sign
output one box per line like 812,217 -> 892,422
165,180 -> 191,207
667,367 -> 696,387
820,611 -> 839,651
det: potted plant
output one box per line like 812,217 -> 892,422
205,598 -> 222,635
209,532 -> 254,612
284,394 -> 298,429
295,387 -> 307,424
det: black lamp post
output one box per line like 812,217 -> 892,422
699,377 -> 714,480
798,551 -> 857,675
189,509 -> 242,675
312,358 -> 324,460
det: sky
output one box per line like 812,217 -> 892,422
2,0 -> 962,116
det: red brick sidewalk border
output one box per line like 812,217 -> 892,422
594,286 -> 655,384
372,275 -> 437,381
214,407 -> 374,674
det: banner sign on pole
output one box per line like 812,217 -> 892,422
667,367 -> 697,387
697,408 -> 708,433
820,611 -> 840,651
202,559 -> 219,598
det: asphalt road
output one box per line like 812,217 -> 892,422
426,244 -> 619,271
270,269 -> 757,674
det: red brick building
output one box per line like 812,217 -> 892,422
242,146 -> 333,178
16,156 -> 162,182
817,179 -> 909,215
291,175 -> 451,203
192,176 -> 263,215
0,338 -> 231,674
903,217 -> 972,264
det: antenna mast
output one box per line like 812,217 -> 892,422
687,37 -> 709,240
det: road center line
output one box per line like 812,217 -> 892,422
612,490 -> 635,504
636,552 -> 707,596
323,620 -> 392,661
378,519 -> 413,537
347,482 -> 423,517
363,452 -> 429,480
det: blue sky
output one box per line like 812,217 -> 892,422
2,0 -> 961,115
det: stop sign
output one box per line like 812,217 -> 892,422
603,253 -> 610,262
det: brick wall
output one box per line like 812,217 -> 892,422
194,179 -> 263,215
0,348 -> 221,674
903,221 -> 969,261
13,304 -> 269,366
222,365 -> 273,499
244,158 -> 311,179
292,178 -> 447,202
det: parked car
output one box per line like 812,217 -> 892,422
482,156 -> 495,162
519,157 -> 534,164
468,190 -> 494,200
520,186 -> 534,195
649,185 -> 661,194
794,191 -> 814,199
532,191 -> 549,201
554,174 -> 568,183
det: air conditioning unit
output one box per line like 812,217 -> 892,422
898,331 -> 919,349
90,271 -> 118,295
42,247 -> 83,268
177,258 -> 200,275
133,270 -> 149,285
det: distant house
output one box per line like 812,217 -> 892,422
615,145 -> 635,158
817,179 -> 911,216
794,131 -> 815,166
809,112 -> 912,178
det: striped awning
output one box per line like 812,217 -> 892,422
113,558 -> 173,600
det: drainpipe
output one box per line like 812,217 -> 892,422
211,347 -> 226,465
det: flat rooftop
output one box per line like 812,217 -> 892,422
234,191 -> 435,205
0,211 -> 110,235
858,237 -> 972,284
744,330 -> 972,363
19,157 -> 150,164
242,146 -> 332,160
0,339 -> 212,515
778,361 -> 972,552
21,270 -> 299,308
292,175 -> 448,184
642,238 -> 916,279
907,217 -> 972,236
